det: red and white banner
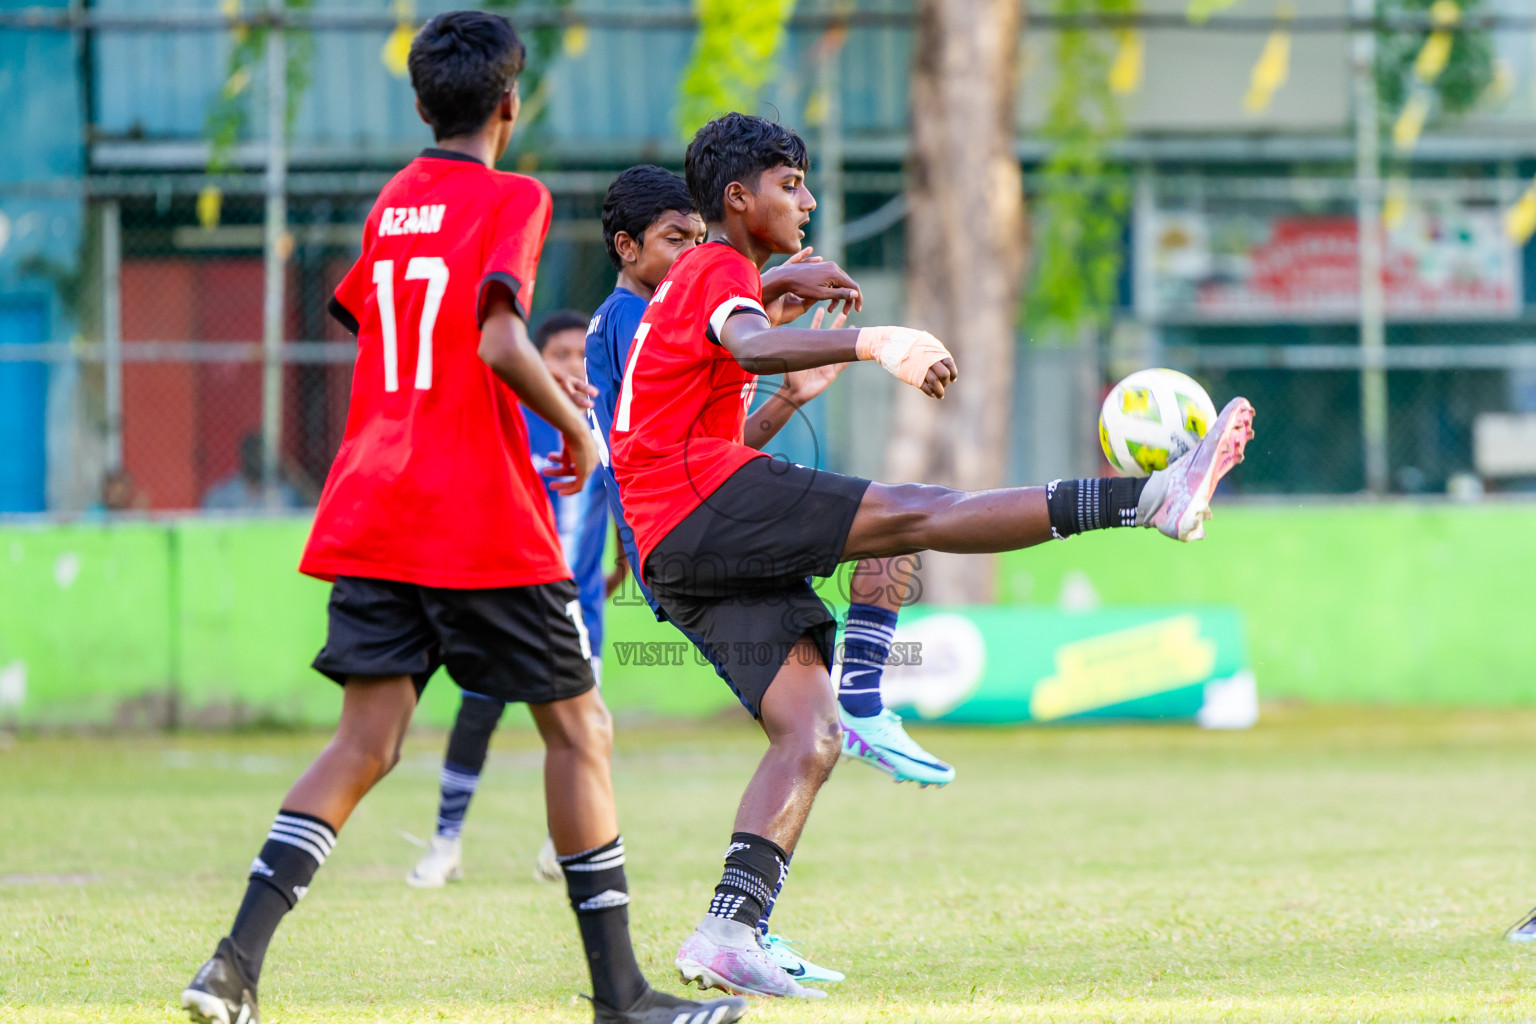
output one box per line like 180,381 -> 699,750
1141,201 -> 1521,321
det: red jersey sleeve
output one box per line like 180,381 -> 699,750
700,251 -> 767,344
476,176 -> 554,327
327,244 -> 370,336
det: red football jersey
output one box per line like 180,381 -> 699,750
609,241 -> 769,576
300,149 -> 569,589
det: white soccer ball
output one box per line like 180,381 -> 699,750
1099,368 -> 1217,478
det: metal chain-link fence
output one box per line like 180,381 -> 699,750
2,183 -> 365,515
6,172 -> 1536,515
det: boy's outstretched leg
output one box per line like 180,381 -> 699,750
409,692 -> 507,888
676,637 -> 837,1000
532,688 -> 749,1024
842,398 -> 1255,560
182,675 -> 418,1024
835,556 -> 955,788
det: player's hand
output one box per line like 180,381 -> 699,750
547,430 -> 599,495
764,292 -> 802,327
556,372 -> 597,410
922,357 -> 959,399
604,553 -> 629,599
782,305 -> 850,404
855,325 -> 958,399
762,259 -> 862,324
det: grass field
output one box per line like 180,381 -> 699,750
5,705 -> 1536,1023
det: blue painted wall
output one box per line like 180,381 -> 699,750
0,302 -> 48,511
1,0 -> 86,512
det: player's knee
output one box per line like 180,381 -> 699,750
574,700 -> 614,759
337,732 -> 401,784
869,482 -> 957,549
795,713 -> 843,780
542,698 -> 613,759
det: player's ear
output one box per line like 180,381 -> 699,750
414,97 -> 432,129
614,230 -> 641,266
502,86 -> 520,125
723,180 -> 751,215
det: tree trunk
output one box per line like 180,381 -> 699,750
891,0 -> 1024,604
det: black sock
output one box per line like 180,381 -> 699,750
559,836 -> 647,1011
437,695 -> 506,838
226,810 -> 336,984
445,694 -> 505,769
1046,477 -> 1147,539
708,832 -> 788,930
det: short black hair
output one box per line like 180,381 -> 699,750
601,165 -> 697,272
408,11 -> 526,141
684,113 -> 809,223
533,310 -> 590,351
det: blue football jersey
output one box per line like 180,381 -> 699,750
583,285 -> 754,699
584,287 -> 663,619
522,407 -> 610,651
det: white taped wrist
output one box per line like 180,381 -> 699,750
855,326 -> 954,389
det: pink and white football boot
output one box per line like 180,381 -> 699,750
676,917 -> 827,999
1139,397 -> 1255,542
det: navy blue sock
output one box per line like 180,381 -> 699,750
838,604 -> 898,718
755,851 -> 792,936
435,761 -> 480,839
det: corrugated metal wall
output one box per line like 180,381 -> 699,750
88,0 -> 917,162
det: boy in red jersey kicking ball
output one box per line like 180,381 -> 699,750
179,14 -> 746,1024
607,112 -> 1256,999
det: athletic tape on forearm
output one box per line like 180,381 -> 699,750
855,326 -> 954,389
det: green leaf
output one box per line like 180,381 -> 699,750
1024,0 -> 1136,343
675,0 -> 798,141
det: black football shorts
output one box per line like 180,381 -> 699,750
312,575 -> 596,705
643,457 -> 872,718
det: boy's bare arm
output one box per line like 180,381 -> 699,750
742,308 -> 851,449
477,295 -> 598,491
718,312 -> 860,375
743,372 -> 845,449
743,390 -> 798,450
718,313 -> 958,399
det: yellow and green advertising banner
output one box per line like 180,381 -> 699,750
880,607 -> 1256,728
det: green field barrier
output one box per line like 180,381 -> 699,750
0,522 -> 172,726
994,503 -> 1536,706
0,518 -> 736,728
0,503 -> 1530,727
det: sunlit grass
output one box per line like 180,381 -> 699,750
4,704 -> 1536,1022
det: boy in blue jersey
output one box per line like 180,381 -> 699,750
409,310 -> 623,889
585,165 -> 952,983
